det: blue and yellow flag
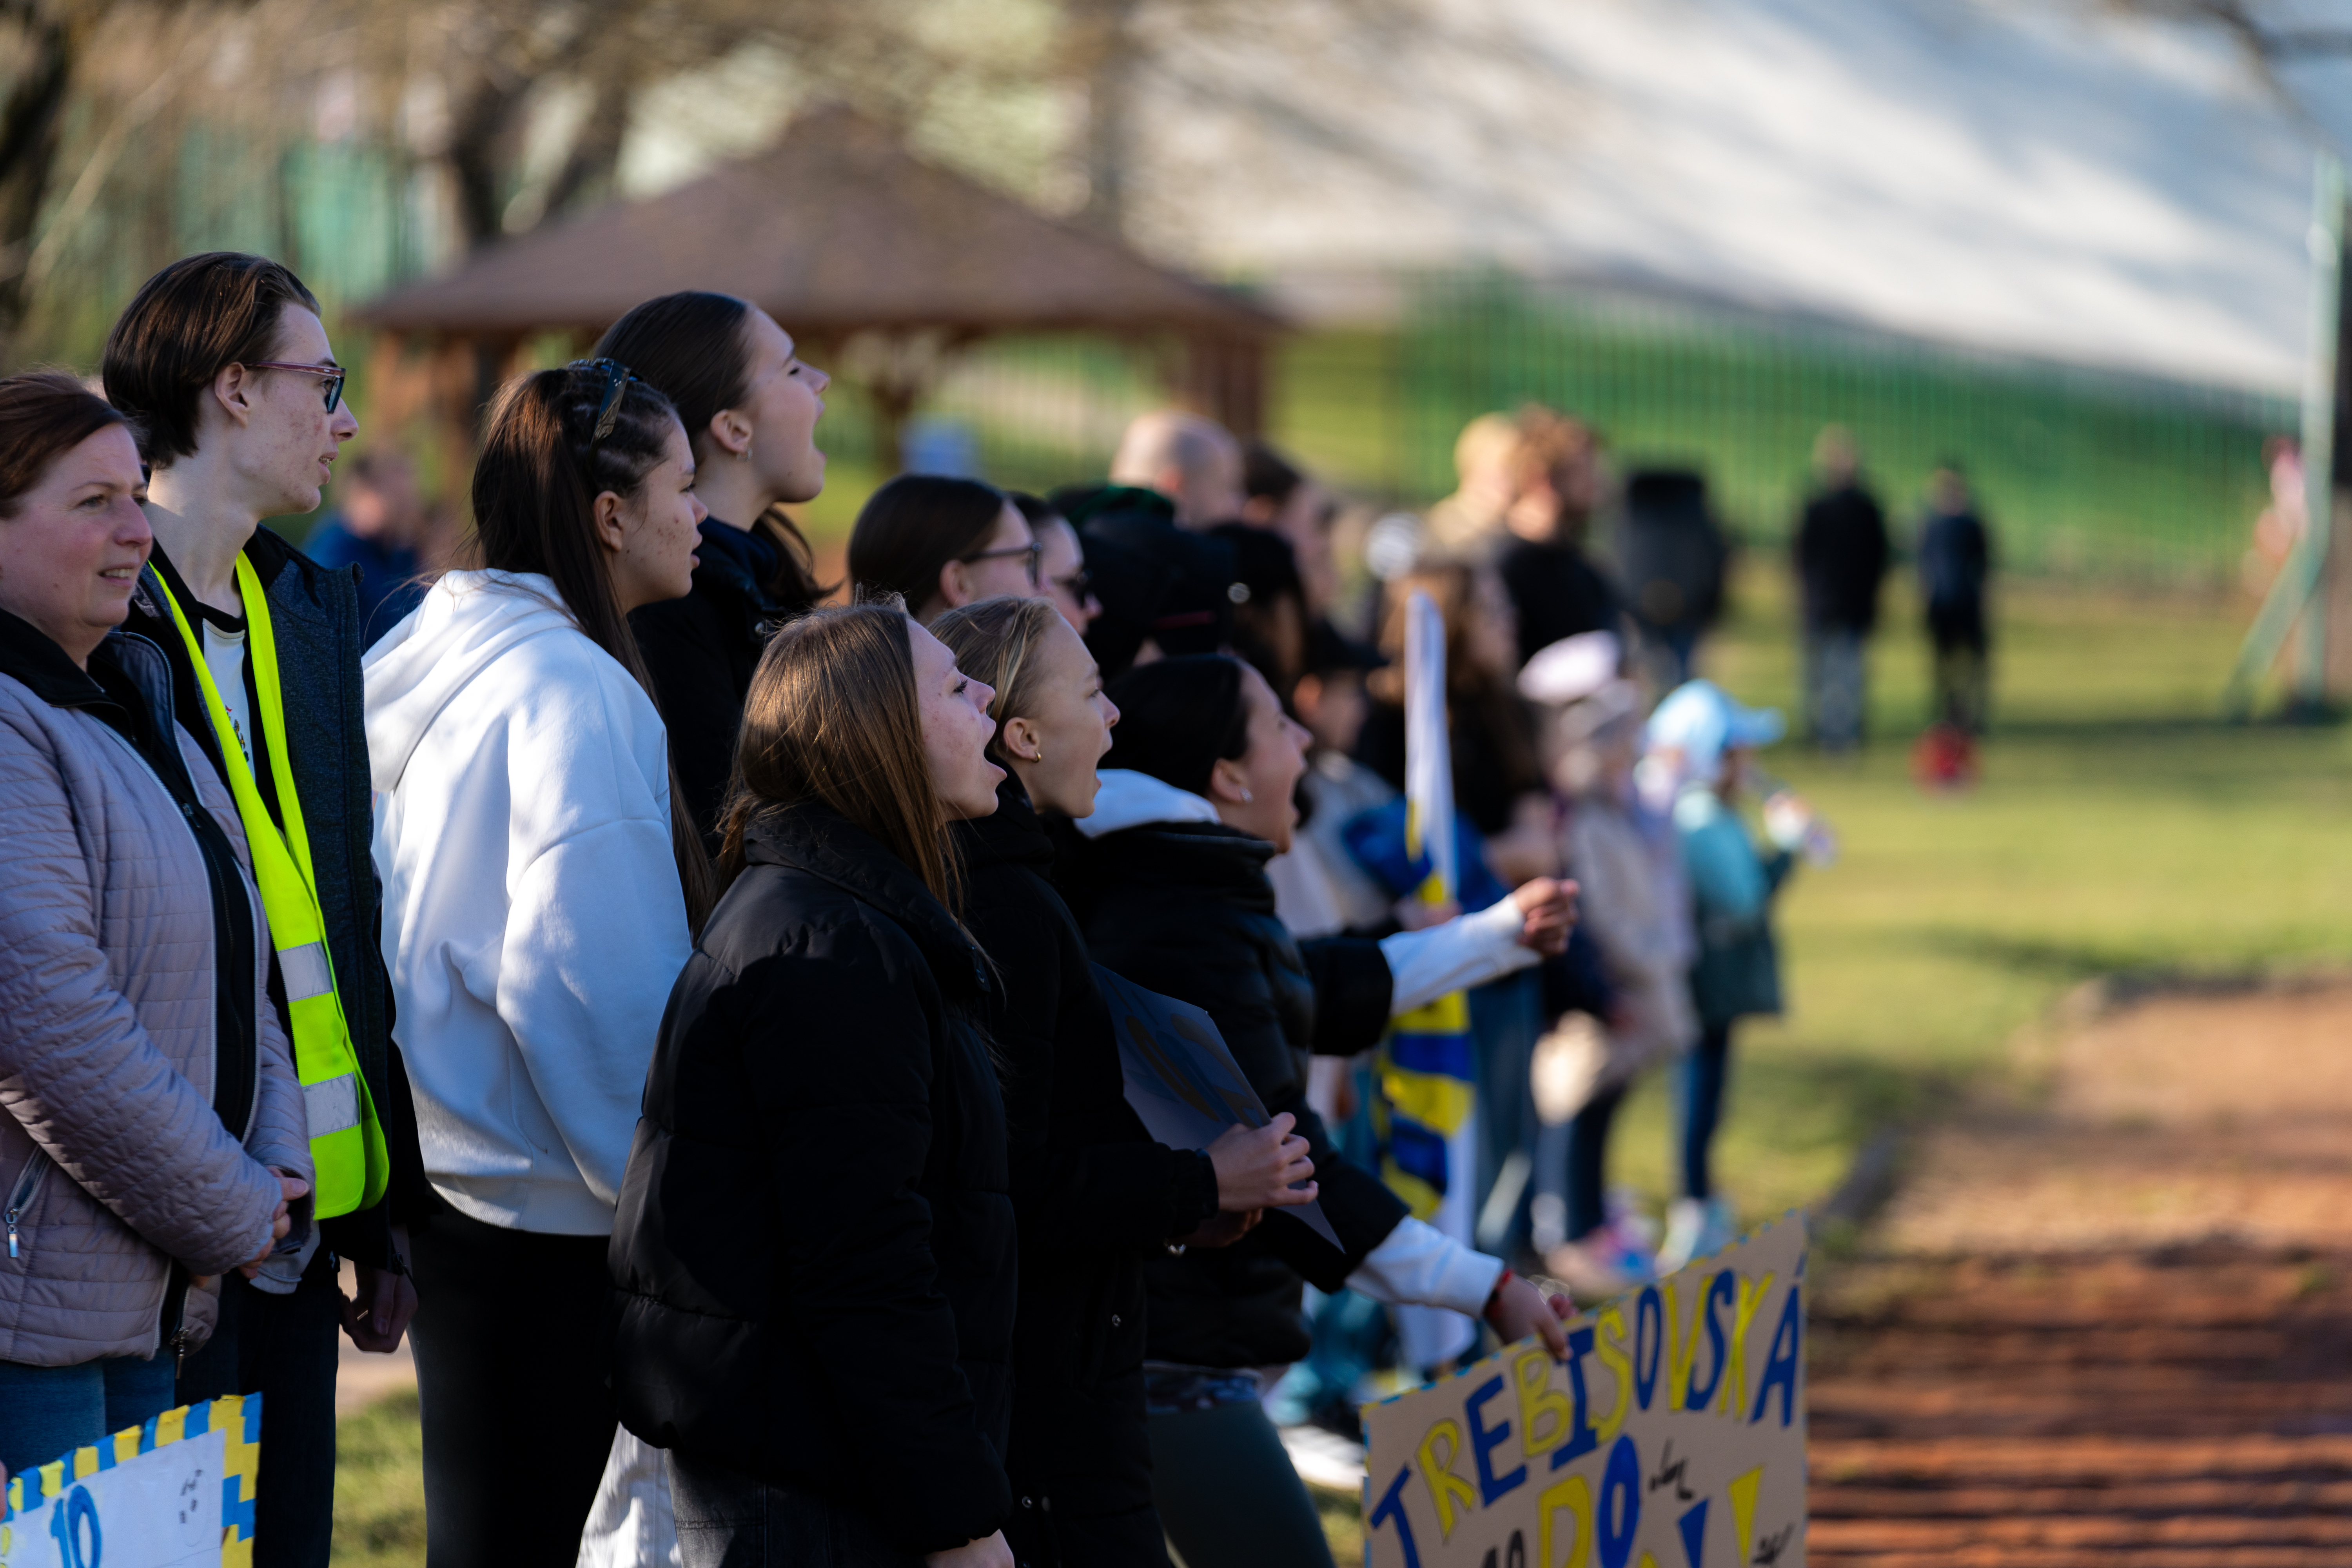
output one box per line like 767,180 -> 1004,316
1374,589 -> 1479,1221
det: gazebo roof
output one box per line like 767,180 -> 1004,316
359,107 -> 1281,341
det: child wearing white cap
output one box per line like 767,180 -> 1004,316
1639,679 -> 1822,1270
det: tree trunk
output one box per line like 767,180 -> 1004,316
1071,0 -> 1139,238
0,6 -> 76,337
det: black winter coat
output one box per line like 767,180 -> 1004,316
1794,484 -> 1890,633
629,519 -> 813,849
607,802 -> 1016,1554
1498,535 -> 1621,667
957,780 -> 1217,1556
1061,818 -> 1407,1369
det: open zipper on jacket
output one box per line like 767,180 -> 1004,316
5,1151 -> 50,1259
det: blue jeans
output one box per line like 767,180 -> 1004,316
1804,624 -> 1868,750
0,1354 -> 178,1476
1680,1022 -> 1735,1199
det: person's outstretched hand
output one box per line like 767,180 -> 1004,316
927,1530 -> 1014,1568
1207,1113 -> 1317,1212
1486,1274 -> 1574,1357
237,1174 -> 310,1279
1508,877 -> 1577,957
341,1225 -> 420,1353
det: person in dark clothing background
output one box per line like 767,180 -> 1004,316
1051,484 -> 1239,680
1496,407 -> 1622,666
302,448 -> 431,649
935,597 -> 1320,1567
1918,462 -> 1993,733
1792,425 -> 1890,752
595,291 -> 832,848
1614,468 -> 1728,693
608,602 -> 1018,1568
1356,561 -> 1559,887
1209,522 -> 1310,701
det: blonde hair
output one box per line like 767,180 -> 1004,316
717,598 -> 962,909
1452,412 -> 1523,483
930,595 -> 1062,771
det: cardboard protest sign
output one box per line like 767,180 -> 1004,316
1361,1217 -> 1806,1568
1094,963 -> 1345,1251
1,1394 -> 260,1568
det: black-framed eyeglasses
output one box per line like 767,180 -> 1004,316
959,541 -> 1043,587
246,361 -> 346,414
1050,566 -> 1092,600
567,357 -> 642,450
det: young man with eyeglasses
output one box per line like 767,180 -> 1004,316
105,252 -> 426,1568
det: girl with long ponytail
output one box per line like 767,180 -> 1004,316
363,360 -> 712,1566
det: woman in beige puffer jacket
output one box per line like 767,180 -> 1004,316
0,373 -> 309,1476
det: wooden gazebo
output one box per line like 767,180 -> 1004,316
356,107 -> 1281,472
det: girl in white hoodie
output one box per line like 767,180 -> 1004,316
364,360 -> 713,1568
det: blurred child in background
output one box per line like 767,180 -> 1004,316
1640,680 -> 1822,1270
1518,633 -> 1695,1296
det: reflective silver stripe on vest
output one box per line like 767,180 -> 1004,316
303,1074 -> 361,1139
280,941 -> 335,1002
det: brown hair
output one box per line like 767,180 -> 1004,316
717,597 -> 962,909
470,361 -> 719,929
1511,405 -> 1597,489
593,291 -> 828,609
0,372 -> 135,518
101,252 -> 321,465
847,474 -> 1010,615
1370,561 -> 1539,793
931,595 -> 1062,771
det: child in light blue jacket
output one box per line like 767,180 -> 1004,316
1641,681 -> 1822,1269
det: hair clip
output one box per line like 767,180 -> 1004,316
568,358 -> 641,447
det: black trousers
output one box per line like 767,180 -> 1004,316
408,1209 -> 615,1568
177,1251 -> 343,1568
669,1450 -> 927,1568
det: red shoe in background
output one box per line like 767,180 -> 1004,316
1912,722 -> 1978,791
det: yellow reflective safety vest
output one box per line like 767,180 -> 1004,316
154,557 -> 389,1218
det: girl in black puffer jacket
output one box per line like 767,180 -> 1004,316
1061,654 -> 1576,1568
935,599 -> 1319,1568
607,602 -> 1019,1568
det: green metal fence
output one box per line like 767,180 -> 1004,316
1377,274 -> 2292,585
887,274 -> 2292,588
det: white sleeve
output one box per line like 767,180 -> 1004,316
1344,1216 -> 1507,1314
500,816 -> 691,1208
1378,897 -> 1541,1017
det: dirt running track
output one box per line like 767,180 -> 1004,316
1805,985 -> 2352,1566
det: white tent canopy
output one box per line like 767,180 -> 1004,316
1119,0 -> 2352,394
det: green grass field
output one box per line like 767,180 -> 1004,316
330,568 -> 2352,1565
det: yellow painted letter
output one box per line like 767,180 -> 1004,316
1722,1271 -> 1777,1417
1417,1417 -> 1482,1541
1538,1473 -> 1593,1568
1515,1347 -> 1576,1458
